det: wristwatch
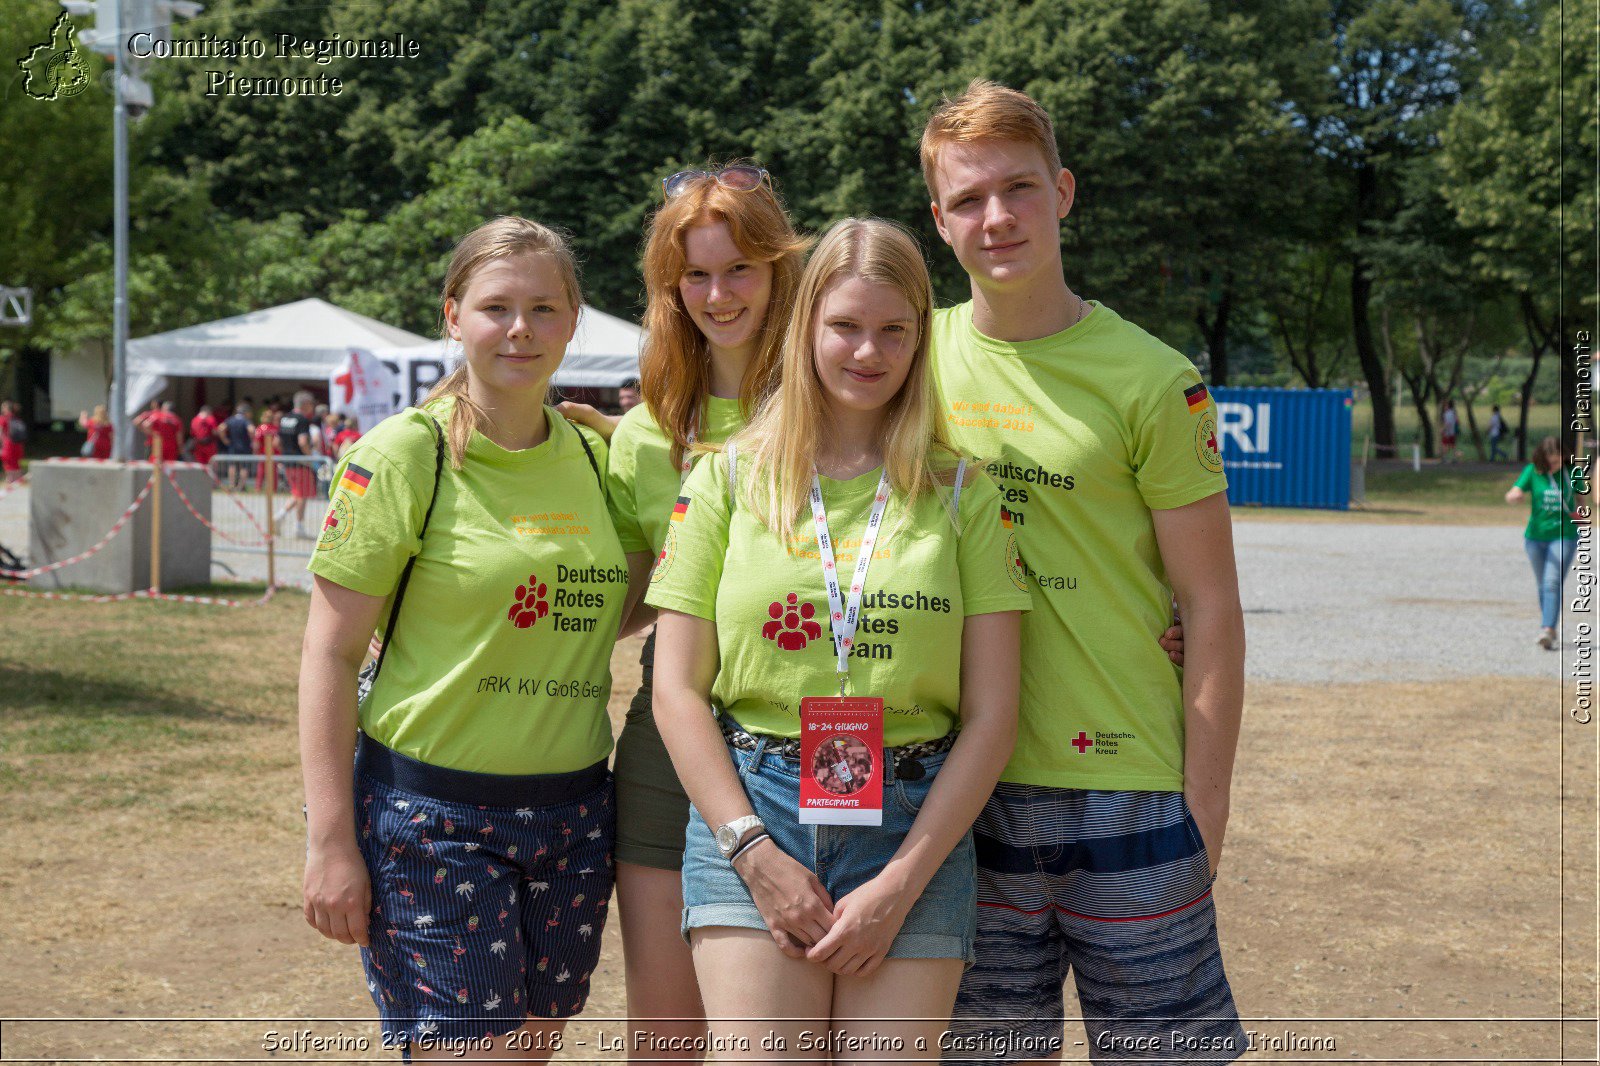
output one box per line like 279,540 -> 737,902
715,815 -> 765,859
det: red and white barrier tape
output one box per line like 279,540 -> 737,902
202,467 -> 274,543
0,477 -> 154,580
162,465 -> 270,546
1,583 -> 280,608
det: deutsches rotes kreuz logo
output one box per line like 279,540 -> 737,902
18,13 -> 92,102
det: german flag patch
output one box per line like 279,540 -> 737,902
339,463 -> 373,497
671,495 -> 690,523
1184,382 -> 1210,414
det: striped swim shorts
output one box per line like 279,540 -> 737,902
944,786 -> 1245,1064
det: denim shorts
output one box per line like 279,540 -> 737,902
681,736 -> 976,962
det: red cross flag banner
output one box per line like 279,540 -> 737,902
330,347 -> 401,433
798,696 -> 884,826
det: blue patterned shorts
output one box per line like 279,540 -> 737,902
945,786 -> 1244,1064
353,737 -> 614,1056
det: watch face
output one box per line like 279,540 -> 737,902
715,825 -> 737,853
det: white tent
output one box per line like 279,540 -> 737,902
371,304 -> 646,394
124,297 -> 643,415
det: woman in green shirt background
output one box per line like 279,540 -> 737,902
1506,435 -> 1584,648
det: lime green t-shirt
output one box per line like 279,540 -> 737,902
929,301 -> 1229,791
607,396 -> 745,557
306,403 -> 626,775
1514,464 -> 1578,541
644,452 -> 1031,746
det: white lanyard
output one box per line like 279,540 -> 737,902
810,469 -> 892,686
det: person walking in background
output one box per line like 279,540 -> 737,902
137,401 -> 183,464
1488,405 -> 1507,462
1506,436 -> 1582,650
78,404 -> 113,460
189,405 -> 219,467
278,391 -> 318,539
0,401 -> 24,483
1440,399 -> 1459,462
220,402 -> 254,489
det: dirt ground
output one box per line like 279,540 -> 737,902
1,597 -> 1595,1064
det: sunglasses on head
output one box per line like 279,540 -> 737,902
661,164 -> 771,200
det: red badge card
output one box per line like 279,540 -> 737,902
799,696 -> 884,826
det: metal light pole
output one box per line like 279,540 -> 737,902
110,0 -> 129,460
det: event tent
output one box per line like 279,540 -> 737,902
123,297 -> 643,415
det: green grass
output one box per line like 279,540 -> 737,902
1349,400 -> 1562,458
1362,464 -> 1524,509
0,589 -> 306,807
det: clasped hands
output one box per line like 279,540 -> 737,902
734,841 -> 910,978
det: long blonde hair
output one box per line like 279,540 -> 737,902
425,216 -> 583,469
640,169 -> 810,469
733,218 -> 954,543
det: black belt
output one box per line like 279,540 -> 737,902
718,718 -> 956,781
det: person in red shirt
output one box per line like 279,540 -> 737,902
78,404 -> 113,460
0,400 -> 22,482
331,416 -> 361,458
137,401 -> 184,463
252,407 -> 280,490
189,405 -> 219,467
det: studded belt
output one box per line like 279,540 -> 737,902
717,718 -> 958,781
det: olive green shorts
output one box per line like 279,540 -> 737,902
614,637 -> 692,870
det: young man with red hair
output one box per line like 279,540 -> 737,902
923,80 -> 1247,1063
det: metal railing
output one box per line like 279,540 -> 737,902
204,454 -> 334,559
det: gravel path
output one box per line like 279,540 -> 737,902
3,481 -> 1583,680
1234,519 -> 1580,682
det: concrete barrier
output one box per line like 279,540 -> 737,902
27,461 -> 211,593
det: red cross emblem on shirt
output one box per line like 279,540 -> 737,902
1071,731 -> 1093,754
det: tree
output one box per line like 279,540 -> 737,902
946,0 -> 1315,380
1440,0 -> 1595,459
1310,0 -> 1492,455
0,1 -> 116,395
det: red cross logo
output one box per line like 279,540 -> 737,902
333,367 -> 355,405
1071,731 -> 1093,754
1206,429 -> 1217,453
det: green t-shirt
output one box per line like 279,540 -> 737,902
607,396 -> 745,557
306,403 -> 626,775
1514,464 -> 1578,541
645,452 -> 1031,747
930,300 -> 1229,791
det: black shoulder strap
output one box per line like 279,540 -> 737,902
574,425 -> 603,494
370,415 -> 445,683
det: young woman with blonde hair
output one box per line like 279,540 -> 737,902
648,218 -> 1029,1058
602,164 -> 811,1054
300,216 -> 638,1059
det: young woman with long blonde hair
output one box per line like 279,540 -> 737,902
300,216 -> 637,1060
648,218 -> 1029,1058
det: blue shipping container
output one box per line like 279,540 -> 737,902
1210,387 -> 1352,510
